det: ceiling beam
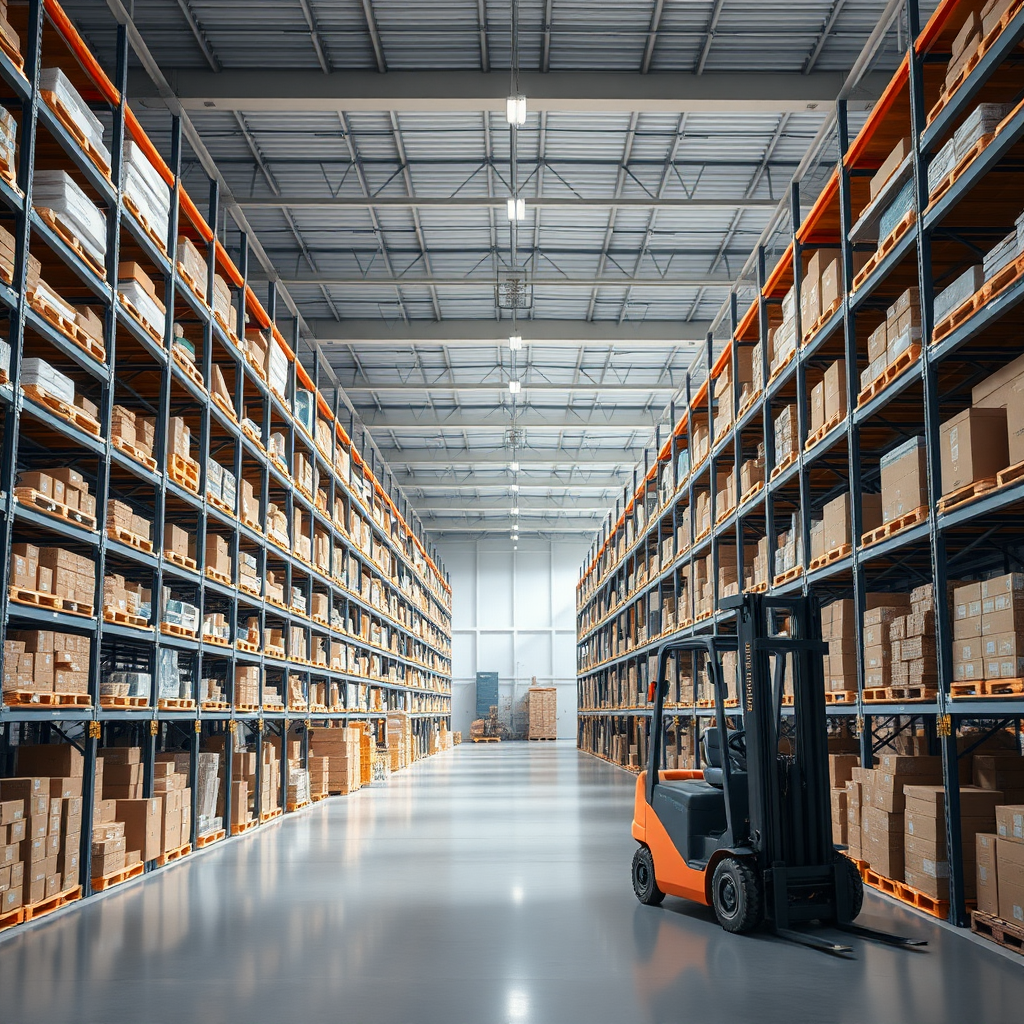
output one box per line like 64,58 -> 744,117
356,406 -> 664,429
237,196 -> 778,211
281,274 -> 733,289
340,381 -> 679,393
425,525 -> 598,535
403,479 -> 626,490
309,317 -> 713,346
377,451 -> 646,467
130,69 -> 888,114
410,499 -> 610,512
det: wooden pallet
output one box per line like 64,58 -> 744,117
112,435 -> 158,472
804,412 -> 844,451
860,865 -> 950,920
769,452 -> 797,481
200,700 -> 230,711
92,861 -> 145,892
27,292 -> 106,363
122,193 -> 168,254
808,543 -> 852,573
118,292 -> 163,345
22,384 -> 102,437
204,565 -> 232,587
230,818 -> 260,836
202,633 -> 230,647
2,689 -> 91,707
527,736 -> 556,741
860,505 -> 927,547
212,392 -> 237,422
40,91 -> 111,178
157,697 -> 196,710
240,583 -> 264,600
971,909 -> 1024,957
241,422 -> 265,451
996,457 -> 1024,490
195,828 -> 225,848
245,351 -> 269,384
826,690 -> 859,705
106,524 -> 155,553
959,677 -> 1024,697
260,808 -> 283,824
927,133 -> 995,210
949,680 -> 986,699
851,210 -> 916,294
168,453 -> 200,493
21,885 -> 82,923
472,736 -> 501,742
0,905 -> 24,934
155,842 -> 192,868
99,694 -> 149,708
35,207 -> 106,279
15,485 -> 97,531
745,581 -> 768,594
207,492 -> 236,518
772,565 -> 803,587
856,344 -> 921,408
9,584 -> 93,618
171,347 -> 207,393
937,476 -> 999,515
287,799 -> 312,813
236,638 -> 259,653
160,621 -> 198,639
0,27 -> 24,71
213,310 -> 240,345
163,548 -> 198,572
103,607 -> 150,629
802,297 -> 842,344
931,290 -> 985,344
714,504 -> 736,526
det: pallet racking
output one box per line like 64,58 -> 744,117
0,0 -> 452,927
577,0 -> 1024,929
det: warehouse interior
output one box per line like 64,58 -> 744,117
1,0 -> 1024,1019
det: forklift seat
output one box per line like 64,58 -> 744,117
700,727 -> 746,788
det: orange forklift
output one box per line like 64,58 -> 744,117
630,593 -> 925,955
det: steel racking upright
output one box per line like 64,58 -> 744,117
0,0 -> 452,927
577,0 -> 1024,928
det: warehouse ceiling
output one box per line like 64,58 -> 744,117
66,0 -> 935,538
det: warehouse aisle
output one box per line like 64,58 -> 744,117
2,744 -> 1023,1024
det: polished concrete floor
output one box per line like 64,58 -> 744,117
2,743 -> 1023,1023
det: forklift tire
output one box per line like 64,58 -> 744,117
711,858 -> 762,933
837,855 -> 864,921
632,846 -> 665,906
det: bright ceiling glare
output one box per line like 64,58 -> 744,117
506,198 -> 526,222
508,335 -> 523,350
511,506 -> 520,517
509,461 -> 520,473
510,483 -> 520,493
508,379 -> 522,395
505,94 -> 527,126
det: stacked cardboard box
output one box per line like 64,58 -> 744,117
812,493 -> 882,563
106,499 -> 152,544
939,406 -> 1008,497
16,467 -> 97,519
972,351 -> 1024,466
102,574 -> 150,623
859,754 -> 944,880
111,405 -> 156,459
869,139 -> 910,201
118,261 -> 166,338
879,437 -> 927,526
862,594 -> 911,690
204,533 -> 231,579
152,755 -> 192,853
768,286 -> 798,376
310,726 -> 362,795
822,600 -> 858,693
953,573 -> 1024,681
234,665 -> 260,706
860,288 -> 921,391
213,274 -> 233,327
773,405 -> 796,466
308,756 -> 329,799
11,543 -> 96,609
176,235 -> 208,300
287,768 -> 311,807
800,248 -> 842,336
807,359 -> 847,438
905,784 -> 1002,899
887,584 -> 939,691
830,754 -> 861,846
527,688 -> 557,740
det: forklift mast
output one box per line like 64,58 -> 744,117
731,593 -> 833,874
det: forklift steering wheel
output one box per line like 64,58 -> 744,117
727,729 -> 747,766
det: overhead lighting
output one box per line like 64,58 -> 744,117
506,95 -> 527,126
509,461 -> 520,472
507,197 -> 526,221
510,483 -> 520,493
508,379 -> 522,395
508,335 -> 523,350
511,506 -> 520,517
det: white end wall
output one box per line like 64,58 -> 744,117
436,536 -> 591,740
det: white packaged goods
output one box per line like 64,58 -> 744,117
123,139 -> 170,210
0,339 -> 9,374
879,179 -> 914,239
124,164 -> 169,239
158,649 -> 185,699
21,357 -> 75,404
206,458 -> 224,498
222,467 -> 236,506
1018,211 -> 1024,253
266,338 -> 289,395
0,105 -> 14,167
38,68 -> 111,167
984,231 -> 1021,280
953,103 -> 1013,161
31,280 -> 77,323
928,139 -> 956,195
33,169 -> 107,261
119,278 -> 167,335
106,670 -> 152,701
934,265 -> 985,323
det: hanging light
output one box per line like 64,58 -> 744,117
508,335 -> 523,350
508,379 -> 522,395
507,197 -> 526,221
506,94 -> 527,126
509,461 -> 520,472
511,505 -> 520,517
510,483 -> 520,493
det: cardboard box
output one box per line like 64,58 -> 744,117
114,797 -> 163,863
830,754 -> 860,790
870,139 -> 910,200
977,832 -> 999,914
880,437 -> 927,523
996,805 -> 1024,841
824,359 -> 847,423
16,744 -> 84,778
939,406 -> 1008,495
996,836 -> 1024,925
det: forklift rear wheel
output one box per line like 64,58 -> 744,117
711,858 -> 762,933
837,855 -> 864,921
632,845 -> 665,906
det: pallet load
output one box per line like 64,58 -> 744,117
386,712 -> 412,770
309,726 -> 362,795
952,574 -> 1024,693
527,687 -> 557,740
32,169 -> 107,272
871,436 -> 927,539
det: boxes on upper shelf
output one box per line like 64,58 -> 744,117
879,437 -> 927,524
939,407 -> 1008,495
122,138 -> 170,242
32,170 -> 107,264
38,68 -> 110,169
